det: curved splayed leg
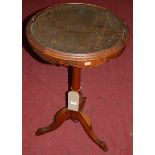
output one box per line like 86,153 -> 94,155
36,108 -> 71,136
71,111 -> 108,152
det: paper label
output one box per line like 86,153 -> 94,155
68,91 -> 79,111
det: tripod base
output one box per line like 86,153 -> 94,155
36,107 -> 108,152
36,67 -> 108,152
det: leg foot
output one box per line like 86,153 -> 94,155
36,108 -> 71,136
71,111 -> 108,152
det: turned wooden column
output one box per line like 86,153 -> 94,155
70,67 -> 86,112
71,67 -> 81,91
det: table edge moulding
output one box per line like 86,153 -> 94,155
26,3 -> 129,68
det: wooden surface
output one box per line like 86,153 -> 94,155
71,67 -> 81,91
35,107 -> 108,152
26,3 -> 128,68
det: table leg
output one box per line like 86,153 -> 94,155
35,108 -> 70,136
71,111 -> 108,152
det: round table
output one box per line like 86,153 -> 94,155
26,3 -> 128,152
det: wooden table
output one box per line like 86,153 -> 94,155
26,3 -> 128,152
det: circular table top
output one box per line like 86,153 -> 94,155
26,3 -> 128,68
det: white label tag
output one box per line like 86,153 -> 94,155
68,91 -> 79,111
